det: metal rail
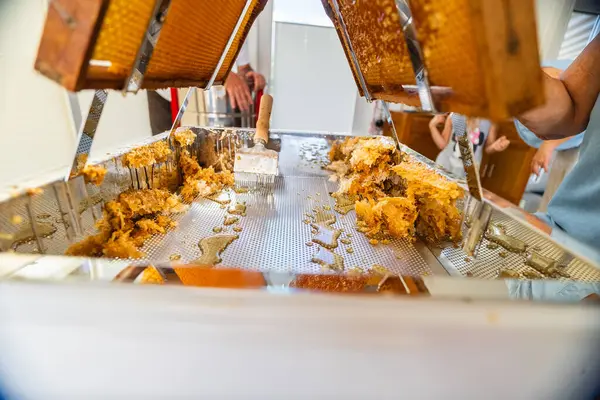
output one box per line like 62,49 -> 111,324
124,0 -> 173,94
394,0 -> 436,112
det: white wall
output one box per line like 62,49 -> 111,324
270,22 -> 359,133
0,0 -> 155,194
273,0 -> 333,27
0,0 -> 76,190
535,0 -> 576,59
351,96 -> 373,136
270,0 -> 371,134
77,91 -> 153,163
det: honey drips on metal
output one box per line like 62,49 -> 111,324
311,224 -> 342,249
193,234 -> 239,265
228,203 -> 247,216
522,269 -> 543,280
310,211 -> 341,249
223,216 -> 239,226
233,186 -> 249,194
311,247 -> 344,272
6,222 -> 57,250
206,191 -> 231,205
525,252 -> 570,278
497,268 -> 520,279
331,193 -> 356,215
78,194 -> 103,214
313,210 -> 336,225
485,224 -> 527,254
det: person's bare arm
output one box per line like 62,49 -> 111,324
429,114 -> 452,150
519,35 -> 600,140
530,136 -> 572,175
485,124 -> 510,154
225,71 -> 253,111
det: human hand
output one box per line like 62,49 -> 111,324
225,72 -> 253,111
487,136 -> 510,153
429,114 -> 447,127
530,141 -> 555,176
246,71 -> 266,92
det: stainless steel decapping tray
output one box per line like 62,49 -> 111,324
0,128 -> 598,282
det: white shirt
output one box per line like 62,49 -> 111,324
236,41 -> 251,67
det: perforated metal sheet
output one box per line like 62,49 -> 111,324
2,129 -> 599,282
440,211 -> 600,282
137,175 -> 433,275
138,134 -> 434,276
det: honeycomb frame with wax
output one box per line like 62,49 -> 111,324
35,0 -> 262,91
326,0 -> 544,120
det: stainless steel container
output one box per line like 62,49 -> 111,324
199,85 -> 256,128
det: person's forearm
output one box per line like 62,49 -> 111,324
548,136 -> 571,147
428,123 -> 447,150
541,136 -> 572,152
518,35 -> 600,140
518,74 -> 582,140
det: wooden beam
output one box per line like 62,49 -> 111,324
35,0 -> 108,91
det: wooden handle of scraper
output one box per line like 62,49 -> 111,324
255,94 -> 273,144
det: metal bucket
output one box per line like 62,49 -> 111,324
198,85 -> 255,128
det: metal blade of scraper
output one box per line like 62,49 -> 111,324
452,114 -> 491,256
462,196 -> 492,256
234,94 -> 278,190
452,114 -> 483,200
66,89 -> 108,180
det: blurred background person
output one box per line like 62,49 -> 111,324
428,113 -> 510,178
517,35 -> 600,254
224,41 -> 266,112
516,120 -> 584,212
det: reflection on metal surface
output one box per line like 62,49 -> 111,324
1,253 -> 597,304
